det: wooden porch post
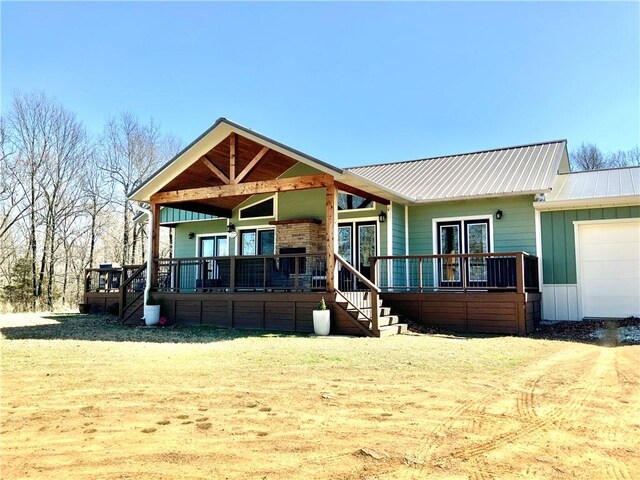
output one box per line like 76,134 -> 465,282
516,252 -> 525,294
325,182 -> 338,292
150,201 -> 161,289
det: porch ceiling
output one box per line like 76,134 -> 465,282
157,133 -> 299,214
161,134 -> 297,193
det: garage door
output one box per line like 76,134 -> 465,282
578,220 -> 640,318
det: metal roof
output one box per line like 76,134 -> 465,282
543,166 -> 640,204
347,140 -> 568,202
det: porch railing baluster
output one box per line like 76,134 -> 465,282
371,252 -> 540,294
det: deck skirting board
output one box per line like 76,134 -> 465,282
84,292 -> 370,336
381,292 -> 541,336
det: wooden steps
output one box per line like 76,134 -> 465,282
379,323 -> 408,337
335,294 -> 407,337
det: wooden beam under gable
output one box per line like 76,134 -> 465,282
151,174 -> 333,204
334,181 -> 390,206
202,157 -> 230,184
229,133 -> 237,184
235,146 -> 269,184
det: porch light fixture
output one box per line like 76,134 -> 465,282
188,232 -> 195,239
378,211 -> 387,223
495,210 -> 503,220
227,223 -> 238,239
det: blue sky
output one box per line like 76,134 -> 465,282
2,1 -> 638,167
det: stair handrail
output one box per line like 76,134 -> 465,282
334,253 -> 380,335
119,262 -> 147,321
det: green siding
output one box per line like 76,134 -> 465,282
407,195 -> 537,255
279,163 -> 326,221
541,206 -> 640,284
279,189 -> 326,221
392,202 -> 406,256
160,207 -> 216,224
174,219 -> 228,257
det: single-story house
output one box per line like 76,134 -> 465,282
84,118 -> 640,336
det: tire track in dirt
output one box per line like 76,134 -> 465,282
614,349 -> 640,387
600,347 -> 638,480
516,375 -> 541,421
447,349 -> 602,463
460,346 -> 636,480
409,348 -> 595,479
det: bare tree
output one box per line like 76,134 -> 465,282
82,149 -> 113,270
570,143 -> 640,171
608,146 -> 640,168
99,113 -> 175,265
5,92 -> 56,308
1,91 -> 179,311
570,143 -> 608,171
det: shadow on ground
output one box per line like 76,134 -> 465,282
0,314 -> 309,344
406,318 -> 640,347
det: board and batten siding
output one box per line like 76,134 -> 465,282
160,207 -> 216,224
407,195 -> 537,255
540,205 -> 640,321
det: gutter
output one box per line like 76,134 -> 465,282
533,195 -> 640,212
131,202 -> 153,310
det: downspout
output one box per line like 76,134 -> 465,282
131,202 -> 153,306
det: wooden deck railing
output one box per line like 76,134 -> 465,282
84,265 -> 143,293
154,254 -> 327,293
334,253 -> 380,335
371,252 -> 539,293
118,263 -> 147,322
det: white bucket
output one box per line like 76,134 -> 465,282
143,305 -> 161,326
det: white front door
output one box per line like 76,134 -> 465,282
578,220 -> 640,318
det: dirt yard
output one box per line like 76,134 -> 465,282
1,313 -> 638,479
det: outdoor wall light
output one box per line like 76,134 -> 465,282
188,232 -> 195,239
378,211 -> 387,223
495,210 -> 503,220
227,223 -> 238,239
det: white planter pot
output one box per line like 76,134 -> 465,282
144,305 -> 161,326
313,310 -> 331,336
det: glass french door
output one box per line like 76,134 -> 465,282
198,235 -> 228,287
240,229 -> 275,256
437,220 -> 490,287
338,221 -> 377,287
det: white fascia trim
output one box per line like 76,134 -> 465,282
534,208 -> 544,294
533,195 -> 640,211
411,189 -> 548,205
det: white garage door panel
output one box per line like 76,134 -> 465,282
581,242 -> 640,261
579,221 -> 640,318
581,261 -> 639,280
582,279 -> 640,297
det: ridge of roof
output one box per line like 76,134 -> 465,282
346,139 -> 568,171
558,165 -> 640,175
